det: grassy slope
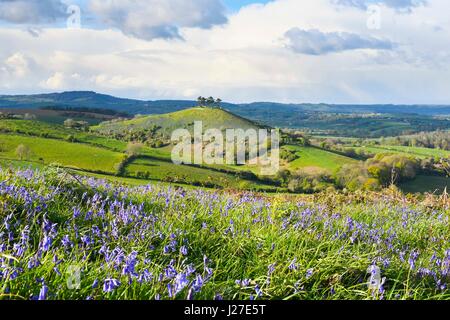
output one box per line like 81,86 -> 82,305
0,119 -> 278,191
92,107 -> 265,137
352,145 -> 450,159
0,134 -> 123,174
284,145 -> 357,172
125,157 -> 265,189
0,119 -> 127,151
2,168 -> 450,300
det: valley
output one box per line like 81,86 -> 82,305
0,94 -> 448,194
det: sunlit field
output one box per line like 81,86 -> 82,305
1,167 -> 449,300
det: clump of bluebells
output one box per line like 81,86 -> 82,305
0,167 -> 449,300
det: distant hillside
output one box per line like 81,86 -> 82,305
2,91 -> 450,116
2,91 -> 450,137
0,91 -> 193,114
92,107 -> 266,141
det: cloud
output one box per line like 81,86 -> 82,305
4,52 -> 32,77
333,0 -> 427,11
0,0 -> 450,104
284,28 -> 395,55
0,0 -> 67,24
88,0 -> 228,40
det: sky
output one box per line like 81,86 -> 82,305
0,0 -> 449,104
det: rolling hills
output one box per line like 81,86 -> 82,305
3,91 -> 450,138
2,91 -> 450,116
92,107 -> 266,139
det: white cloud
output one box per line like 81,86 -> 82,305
332,0 -> 427,12
284,28 -> 395,55
88,0 -> 228,40
0,0 -> 449,104
4,52 -> 31,77
0,0 -> 66,24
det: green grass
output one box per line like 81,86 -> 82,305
92,107 -> 265,138
400,175 -> 449,194
0,134 -> 123,174
1,167 -> 450,300
0,119 -> 127,151
125,156 -> 274,190
352,145 -> 450,159
284,145 -> 357,172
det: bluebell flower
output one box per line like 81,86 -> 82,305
103,278 -> 121,293
192,274 -> 204,292
42,235 -> 52,252
174,273 -> 189,295
38,285 -> 48,300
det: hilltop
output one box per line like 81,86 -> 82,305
92,107 -> 266,141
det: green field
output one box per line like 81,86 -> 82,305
284,145 -> 357,172
0,134 -> 123,174
125,156 -> 274,190
352,145 -> 450,159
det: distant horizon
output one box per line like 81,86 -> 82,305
1,90 -> 450,107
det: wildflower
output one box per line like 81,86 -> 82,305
268,263 -> 276,275
236,279 -> 251,287
103,278 -> 121,293
167,283 -> 174,298
288,258 -> 298,271
41,235 -> 52,252
38,285 -> 48,300
122,251 -> 138,277
408,250 -> 420,270
306,268 -> 314,279
180,246 -> 188,256
53,267 -> 61,276
164,264 -> 177,279
186,264 -> 196,276
92,279 -> 99,289
187,288 -> 194,300
192,274 -> 204,292
138,269 -> 153,284
174,273 -> 189,295
255,285 -> 262,298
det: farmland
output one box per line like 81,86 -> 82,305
351,145 -> 450,159
0,134 -> 123,174
284,145 -> 357,172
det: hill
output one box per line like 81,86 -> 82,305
2,91 -> 450,116
92,107 -> 266,140
2,91 -> 450,137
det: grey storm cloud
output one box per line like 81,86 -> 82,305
284,28 -> 395,55
333,0 -> 427,11
88,0 -> 228,41
0,0 -> 67,24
